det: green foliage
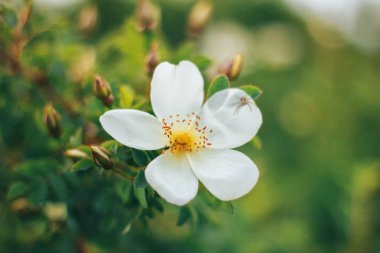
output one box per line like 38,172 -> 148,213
177,206 -> 192,226
72,159 -> 93,172
1,0 -> 379,253
239,84 -> 263,100
131,149 -> 150,167
206,74 -> 230,98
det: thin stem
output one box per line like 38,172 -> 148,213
112,167 -> 135,181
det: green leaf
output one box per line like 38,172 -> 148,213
72,159 -> 93,172
134,170 -> 147,189
116,180 -> 132,203
207,75 -> 230,98
7,181 -> 32,200
193,55 -> 212,71
240,85 -> 263,100
131,148 -> 149,167
251,136 -> 262,149
101,140 -> 119,154
29,178 -> 48,204
134,188 -> 148,208
177,206 -> 191,226
134,170 -> 148,208
119,85 -> 135,108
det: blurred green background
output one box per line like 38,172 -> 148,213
1,0 -> 380,252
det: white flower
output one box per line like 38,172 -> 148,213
99,61 -> 262,206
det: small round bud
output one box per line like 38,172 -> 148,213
93,75 -> 111,99
135,0 -> 160,32
93,75 -> 114,106
187,1 -> 213,39
43,104 -> 62,138
146,42 -> 159,76
90,145 -> 113,170
218,53 -> 243,81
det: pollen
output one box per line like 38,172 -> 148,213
161,112 -> 212,154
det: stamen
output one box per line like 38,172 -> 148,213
161,113 -> 212,154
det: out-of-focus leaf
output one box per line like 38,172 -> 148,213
207,75 -> 230,98
101,140 -> 119,154
177,206 -> 191,226
119,85 -> 135,108
116,180 -> 132,203
251,136 -> 262,149
131,148 -> 149,167
240,85 -> 263,100
72,159 -> 93,172
48,175 -> 67,200
193,55 -> 212,71
29,178 -> 48,204
7,182 -> 32,200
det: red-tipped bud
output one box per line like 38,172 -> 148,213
43,104 -> 62,138
135,0 -> 160,32
187,1 -> 213,39
90,145 -> 113,170
218,53 -> 243,81
93,75 -> 114,106
146,42 -> 159,76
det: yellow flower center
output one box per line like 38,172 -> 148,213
161,112 -> 212,154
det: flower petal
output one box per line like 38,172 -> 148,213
188,149 -> 259,201
99,109 -> 166,150
200,88 -> 262,149
145,153 -> 198,206
151,61 -> 204,120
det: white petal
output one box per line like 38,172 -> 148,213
145,153 -> 198,206
200,88 -> 262,149
188,149 -> 259,201
150,61 -> 204,120
99,109 -> 166,150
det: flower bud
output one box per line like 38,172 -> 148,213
93,75 -> 114,106
43,104 -> 62,138
90,145 -> 113,170
64,149 -> 89,159
187,1 -> 213,39
218,53 -> 243,81
135,0 -> 160,32
146,42 -> 159,76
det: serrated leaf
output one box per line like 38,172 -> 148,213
207,75 -> 230,98
7,181 -> 32,200
119,85 -> 135,108
177,206 -> 191,226
72,159 -> 93,172
134,170 -> 147,189
131,148 -> 149,167
240,85 -> 263,100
